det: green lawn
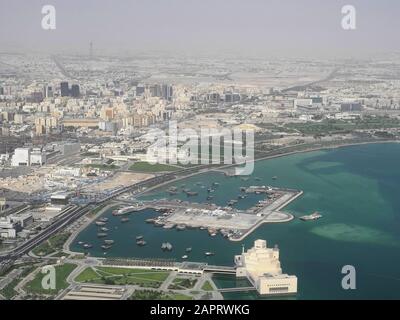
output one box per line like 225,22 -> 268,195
75,267 -> 99,283
129,290 -> 193,300
31,242 -> 55,257
170,293 -> 193,300
285,116 -> 400,136
0,278 -> 20,299
129,161 -> 179,173
24,263 -> 77,295
201,281 -> 214,291
75,266 -> 170,288
31,233 -> 71,257
169,278 -> 197,290
0,266 -> 37,300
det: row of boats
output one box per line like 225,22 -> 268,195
135,238 -> 215,258
167,182 -> 220,197
160,243 -> 215,259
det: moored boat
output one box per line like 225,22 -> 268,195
136,239 -> 147,246
161,242 -> 173,251
185,191 -> 198,197
300,211 -> 322,221
176,224 -> 186,231
113,206 -> 136,216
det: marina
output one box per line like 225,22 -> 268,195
103,185 -> 301,242
69,144 -> 400,299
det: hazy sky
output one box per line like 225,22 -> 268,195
1,0 -> 400,58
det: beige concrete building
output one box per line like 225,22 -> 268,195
62,285 -> 125,300
235,239 -> 297,296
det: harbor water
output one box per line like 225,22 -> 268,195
71,143 -> 400,299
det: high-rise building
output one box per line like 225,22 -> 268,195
60,81 -> 70,97
28,91 -> 44,103
136,86 -> 145,96
340,102 -> 362,112
70,84 -> 80,98
206,93 -> 220,103
90,41 -> 93,58
44,85 -> 53,98
225,92 -> 240,103
162,84 -> 173,101
149,85 -> 159,97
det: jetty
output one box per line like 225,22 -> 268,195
114,185 -> 302,242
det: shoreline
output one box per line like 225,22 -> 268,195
222,139 -> 400,170
66,139 -> 398,256
64,203 -> 119,256
137,139 -> 399,197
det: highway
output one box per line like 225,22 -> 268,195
0,164 -> 215,265
0,205 -> 90,263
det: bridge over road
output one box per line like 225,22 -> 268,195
203,265 -> 236,274
218,287 -> 257,293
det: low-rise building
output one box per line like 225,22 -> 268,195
235,239 -> 297,296
0,217 -> 19,238
11,147 -> 46,167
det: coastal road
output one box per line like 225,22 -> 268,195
0,166 -> 208,263
0,205 -> 90,262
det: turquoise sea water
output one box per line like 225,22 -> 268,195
72,143 -> 400,299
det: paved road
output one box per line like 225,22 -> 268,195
0,164 -> 225,266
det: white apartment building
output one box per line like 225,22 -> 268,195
11,147 -> 31,166
11,147 -> 46,167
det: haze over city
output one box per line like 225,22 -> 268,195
1,0 -> 400,58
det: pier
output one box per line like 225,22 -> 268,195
114,185 -> 302,242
